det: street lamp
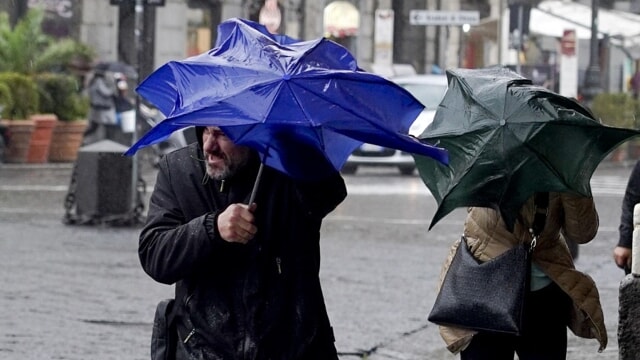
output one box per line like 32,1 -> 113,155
582,0 -> 602,104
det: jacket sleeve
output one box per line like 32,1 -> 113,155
138,158 -> 221,285
560,193 -> 598,245
619,161 -> 640,248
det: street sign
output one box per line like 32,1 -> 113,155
110,0 -> 165,6
410,10 -> 479,26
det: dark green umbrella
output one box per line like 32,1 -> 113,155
415,67 -> 640,230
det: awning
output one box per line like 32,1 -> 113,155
529,1 -> 640,58
324,1 -> 359,38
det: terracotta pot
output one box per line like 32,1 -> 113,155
4,120 -> 36,164
27,114 -> 58,163
48,120 -> 88,163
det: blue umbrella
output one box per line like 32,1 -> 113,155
125,18 -> 448,180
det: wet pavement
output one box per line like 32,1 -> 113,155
0,160 -> 635,359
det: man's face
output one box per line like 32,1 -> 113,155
202,127 -> 251,180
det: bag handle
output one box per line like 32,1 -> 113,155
528,192 -> 549,250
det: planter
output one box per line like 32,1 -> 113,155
48,120 -> 88,162
27,114 -> 58,163
3,119 -> 35,164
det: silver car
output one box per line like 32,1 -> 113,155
342,74 -> 448,175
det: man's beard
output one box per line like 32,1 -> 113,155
205,151 -> 249,180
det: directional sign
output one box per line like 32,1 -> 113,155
410,10 -> 480,26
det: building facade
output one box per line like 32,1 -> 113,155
3,0 -> 638,94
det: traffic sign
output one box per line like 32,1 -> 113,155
410,10 -> 479,26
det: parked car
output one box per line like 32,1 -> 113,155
342,74 -> 448,175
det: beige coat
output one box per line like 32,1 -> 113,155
436,192 -> 607,354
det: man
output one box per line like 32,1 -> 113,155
614,160 -> 640,274
139,126 -> 346,359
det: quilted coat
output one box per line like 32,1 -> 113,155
436,192 -> 607,354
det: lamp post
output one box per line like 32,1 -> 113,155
130,0 -> 144,219
582,0 -> 601,105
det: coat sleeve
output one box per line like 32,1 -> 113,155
619,161 -> 640,248
138,157 -> 221,285
560,193 -> 598,245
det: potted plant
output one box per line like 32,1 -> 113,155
0,8 -> 95,163
36,72 -> 89,162
0,72 -> 39,163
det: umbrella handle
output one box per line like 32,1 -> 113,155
249,162 -> 264,205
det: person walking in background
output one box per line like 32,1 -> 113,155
83,69 -> 117,145
138,126 -> 346,359
438,192 -> 607,359
614,160 -> 640,274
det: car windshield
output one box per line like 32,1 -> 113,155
399,83 -> 447,109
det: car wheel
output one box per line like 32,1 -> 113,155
341,164 -> 357,175
399,166 -> 415,175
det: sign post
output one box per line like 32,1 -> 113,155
374,9 -> 394,66
110,0 -> 164,222
559,29 -> 578,98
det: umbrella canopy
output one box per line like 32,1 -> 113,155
415,67 -> 640,230
124,18 -> 448,180
94,61 -> 137,79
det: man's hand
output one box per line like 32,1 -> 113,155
217,203 -> 257,244
614,246 -> 632,270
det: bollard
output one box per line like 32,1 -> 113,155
618,203 -> 640,359
74,139 -> 132,223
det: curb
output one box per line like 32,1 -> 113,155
0,163 -> 75,170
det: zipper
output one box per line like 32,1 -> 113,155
182,293 -> 196,344
183,328 -> 196,344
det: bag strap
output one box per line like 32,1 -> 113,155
529,192 -> 549,249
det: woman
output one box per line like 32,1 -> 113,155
83,70 -> 117,145
437,192 -> 607,359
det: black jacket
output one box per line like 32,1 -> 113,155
139,143 -> 346,360
619,160 -> 640,248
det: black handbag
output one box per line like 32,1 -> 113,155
151,298 -> 177,360
427,193 -> 548,335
